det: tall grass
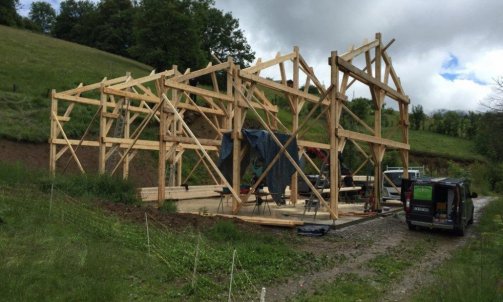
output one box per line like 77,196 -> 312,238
0,161 -> 138,204
411,198 -> 503,302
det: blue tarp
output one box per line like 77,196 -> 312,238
217,129 -> 299,204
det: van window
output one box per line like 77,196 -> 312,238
414,185 -> 432,201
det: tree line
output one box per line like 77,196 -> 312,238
0,0 -> 255,71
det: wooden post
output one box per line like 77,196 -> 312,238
232,67 -> 242,213
49,90 -> 58,176
329,51 -> 339,219
158,75 -> 167,206
123,72 -> 131,179
290,46 -> 300,205
99,83 -> 107,174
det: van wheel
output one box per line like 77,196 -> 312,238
407,221 -> 416,231
468,208 -> 474,225
455,222 -> 466,236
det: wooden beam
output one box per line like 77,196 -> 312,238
244,52 -> 296,74
108,70 -> 174,91
172,61 -> 230,82
164,135 -> 221,146
336,128 -> 409,150
58,75 -> 128,95
339,39 -> 380,61
164,80 -> 233,102
336,57 -> 409,104
239,70 -> 332,105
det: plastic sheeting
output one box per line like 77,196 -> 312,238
217,129 -> 299,203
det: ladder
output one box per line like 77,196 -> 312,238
302,160 -> 330,220
106,99 -> 127,173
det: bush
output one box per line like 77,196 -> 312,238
207,220 -> 241,242
43,173 -> 139,204
159,200 -> 177,213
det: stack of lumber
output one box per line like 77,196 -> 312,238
138,185 -> 224,201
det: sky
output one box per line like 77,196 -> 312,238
18,0 -> 503,113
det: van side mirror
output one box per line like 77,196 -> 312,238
471,192 -> 478,198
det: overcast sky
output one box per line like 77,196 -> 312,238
19,0 -> 503,112
213,0 -> 503,113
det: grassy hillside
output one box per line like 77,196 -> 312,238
0,25 -> 151,142
0,25 -> 485,164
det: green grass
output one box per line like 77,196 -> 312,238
408,130 -> 485,162
0,25 -> 151,142
411,197 -> 503,302
0,160 -> 333,301
0,25 -> 151,97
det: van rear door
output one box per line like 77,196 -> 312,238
410,184 -> 434,222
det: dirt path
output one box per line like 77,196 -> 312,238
266,197 -> 491,301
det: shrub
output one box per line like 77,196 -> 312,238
207,220 -> 241,242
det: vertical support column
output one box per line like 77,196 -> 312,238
123,72 -> 131,179
123,98 -> 130,179
232,67 -> 242,214
329,51 -> 339,219
400,102 -> 410,179
158,75 -> 167,206
373,32 -> 384,211
49,90 -> 58,176
98,83 -> 107,174
226,58 -> 234,130
290,46 -> 300,205
169,66 -> 178,187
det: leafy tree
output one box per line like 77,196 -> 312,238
130,0 -> 206,71
349,97 -> 371,118
29,1 -> 56,33
93,0 -> 134,57
410,105 -> 425,130
0,0 -> 21,26
192,3 -> 255,67
53,0 -> 97,46
475,112 -> 503,161
442,111 -> 461,136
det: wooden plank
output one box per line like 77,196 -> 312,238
58,76 -> 128,95
164,135 -> 221,146
175,101 -> 226,116
340,39 -> 380,61
297,140 -> 330,150
56,116 -> 71,122
244,52 -> 296,74
336,57 -> 409,104
104,87 -> 160,103
336,128 -> 410,150
172,61 -> 230,82
109,70 -> 174,91
165,80 -> 233,102
239,71 -> 330,105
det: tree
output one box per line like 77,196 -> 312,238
475,112 -> 503,161
410,105 -> 425,130
93,0 -> 134,57
194,5 -> 255,67
482,77 -> 503,112
130,0 -> 206,71
53,0 -> 97,46
29,1 -> 56,33
0,0 -> 21,26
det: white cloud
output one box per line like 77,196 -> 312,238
215,0 -> 503,113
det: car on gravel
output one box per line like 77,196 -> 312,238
404,177 -> 476,236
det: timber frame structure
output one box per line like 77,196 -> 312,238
49,33 -> 410,219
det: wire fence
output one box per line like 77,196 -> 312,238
1,185 -> 265,301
